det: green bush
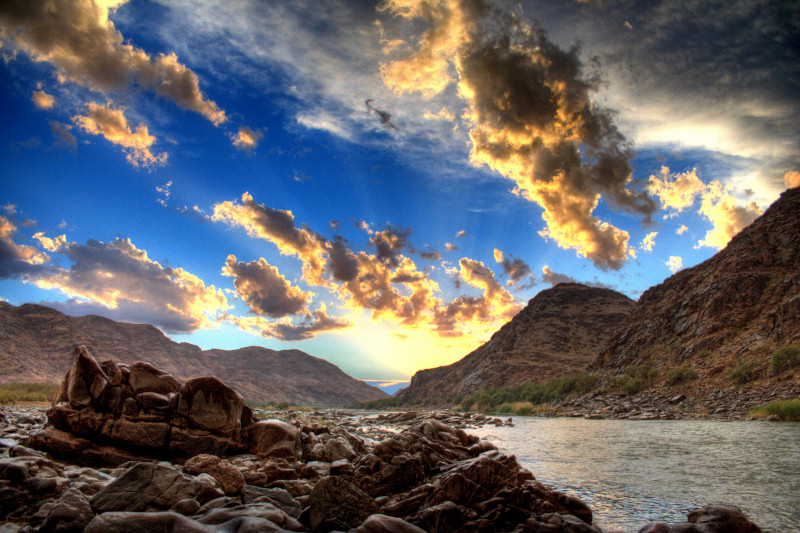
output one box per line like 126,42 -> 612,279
516,406 -> 534,416
613,361 -> 658,394
748,399 -> 800,421
727,359 -> 758,384
666,366 -> 698,385
0,383 -> 59,404
769,346 -> 800,375
621,376 -> 647,395
455,372 -> 600,412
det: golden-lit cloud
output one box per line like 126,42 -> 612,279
493,248 -> 534,288
697,181 -> 762,249
541,265 -> 577,286
14,235 -> 228,332
73,102 -> 167,167
0,216 -> 50,278
493,248 -> 503,263
222,255 -> 311,318
380,0 -> 656,270
423,106 -> 455,121
676,225 -> 688,235
647,167 -> 705,215
221,304 -> 351,341
212,192 -> 521,338
666,255 -> 683,273
0,0 -> 226,125
231,126 -> 263,152
784,170 -> 800,188
31,89 -> 55,109
640,231 -> 657,252
444,242 -> 458,252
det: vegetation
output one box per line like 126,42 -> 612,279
727,359 -> 759,384
613,361 -> 658,395
748,399 -> 800,421
695,348 -> 712,358
665,366 -> 698,385
457,373 -> 599,414
0,383 -> 59,404
768,345 -> 800,375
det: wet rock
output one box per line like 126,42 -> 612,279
308,475 -> 379,532
90,462 -> 223,513
539,512 -> 602,533
684,505 -> 762,533
352,513 -> 427,533
184,454 -> 245,495
175,377 -> 244,436
38,488 -> 94,533
244,420 -> 301,460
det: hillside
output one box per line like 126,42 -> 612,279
589,186 -> 800,392
397,284 -> 635,402
0,303 -> 387,405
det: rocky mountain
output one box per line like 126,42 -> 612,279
589,186 -> 800,390
397,284 -> 636,401
0,303 -> 387,405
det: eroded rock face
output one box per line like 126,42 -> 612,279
244,420 -> 301,460
308,476 -> 379,532
175,377 -> 244,435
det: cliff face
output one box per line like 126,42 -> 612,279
590,187 -> 800,385
398,283 -> 635,401
0,303 -> 387,405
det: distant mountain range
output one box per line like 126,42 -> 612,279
399,186 -> 800,403
397,283 -> 635,401
0,303 -> 387,406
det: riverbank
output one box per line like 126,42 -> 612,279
1,405 -> 767,532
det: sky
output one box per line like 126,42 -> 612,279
1,0 -> 798,392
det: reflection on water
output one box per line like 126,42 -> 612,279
471,418 -> 800,533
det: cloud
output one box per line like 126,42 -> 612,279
222,255 -> 311,318
0,0 -> 226,125
493,248 -> 533,288
696,181 -> 762,249
73,102 -> 167,167
676,224 -> 688,235
33,232 -> 67,252
424,106 -> 455,121
666,255 -> 683,274
0,216 -> 50,278
785,170 -> 800,188
541,265 -> 577,286
455,230 -> 468,239
365,99 -> 399,131
32,89 -> 55,109
231,126 -> 264,152
297,111 -> 352,140
648,166 -> 763,250
25,236 -> 227,332
222,304 -> 350,341
647,167 -> 705,214
368,225 -> 412,267
493,248 -> 503,263
640,231 -> 657,252
444,242 -> 458,252
49,121 -> 77,151
380,0 -> 656,270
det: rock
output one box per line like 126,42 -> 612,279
685,505 -> 762,533
64,346 -> 110,409
84,511 -> 210,533
27,427 -> 91,459
196,502 -> 304,531
322,435 -> 357,462
417,500 -> 469,532
539,512 -> 602,533
352,513 -> 427,533
170,498 -> 201,516
175,377 -> 243,435
127,362 -> 181,396
184,454 -> 245,495
90,462 -> 223,513
308,475 -> 379,532
244,420 -> 301,460
99,418 -> 169,450
168,426 -> 241,458
638,523 -> 671,533
38,488 -> 94,533
242,486 -> 302,518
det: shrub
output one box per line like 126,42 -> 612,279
666,366 -> 698,385
621,376 -> 647,395
748,399 -> 800,421
769,346 -> 800,375
696,349 -> 712,358
614,361 -> 658,394
727,359 -> 758,384
0,383 -> 59,404
516,406 -> 534,416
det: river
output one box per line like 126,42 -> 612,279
470,417 -> 800,533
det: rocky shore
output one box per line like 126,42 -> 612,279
0,347 -> 764,532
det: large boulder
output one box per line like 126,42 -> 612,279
183,454 -> 245,496
175,377 -> 244,436
60,346 -> 110,409
127,362 -> 181,396
38,487 -> 94,533
308,475 -> 379,532
243,420 -> 301,460
90,462 -> 222,513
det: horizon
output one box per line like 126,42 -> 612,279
1,0 -> 798,391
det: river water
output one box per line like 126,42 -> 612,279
470,417 -> 800,533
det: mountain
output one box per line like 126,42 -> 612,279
589,186 -> 800,388
397,283 -> 636,401
0,303 -> 387,405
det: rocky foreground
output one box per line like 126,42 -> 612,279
1,348 -> 763,533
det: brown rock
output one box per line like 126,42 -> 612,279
686,505 -> 762,533
184,454 -> 245,496
308,476 -> 379,532
352,514 -> 427,533
100,418 -> 169,450
175,377 -> 243,435
65,346 -> 110,409
244,420 -> 301,460
127,361 -> 181,395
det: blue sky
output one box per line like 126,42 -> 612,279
1,0 -> 798,391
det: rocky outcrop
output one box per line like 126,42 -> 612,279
399,284 -> 635,401
590,186 -> 800,393
28,346 -> 313,465
0,303 -> 387,405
